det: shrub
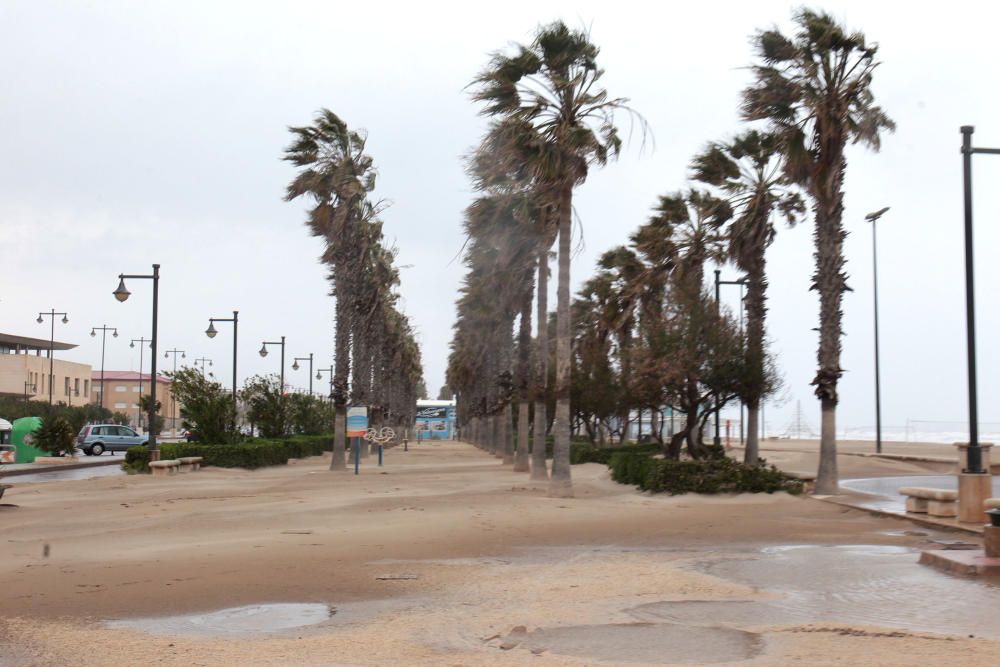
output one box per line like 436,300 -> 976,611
609,452 -> 803,495
34,416 -> 77,457
122,446 -> 151,474
571,442 -> 659,465
156,434 -> 334,469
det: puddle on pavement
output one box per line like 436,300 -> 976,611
523,623 -> 762,664
630,545 -> 1000,640
11,465 -> 125,484
107,603 -> 336,636
841,475 -> 1000,514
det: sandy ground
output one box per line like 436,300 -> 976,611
1,439 -> 998,666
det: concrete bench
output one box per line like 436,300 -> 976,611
177,457 -> 203,472
985,498 -> 1000,511
0,483 -> 11,501
149,460 -> 181,476
899,486 -> 958,517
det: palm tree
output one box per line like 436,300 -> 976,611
742,10 -> 894,493
284,109 -> 377,471
692,130 -> 804,464
472,21 -> 638,497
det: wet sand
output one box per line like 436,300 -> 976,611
1,439 -> 998,665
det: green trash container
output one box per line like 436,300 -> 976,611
12,417 -> 44,463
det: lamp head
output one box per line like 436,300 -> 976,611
164,352 -> 169,359
61,315 -> 68,324
205,321 -> 218,338
36,315 -> 43,324
292,360 -> 300,371
181,351 -> 186,359
113,277 -> 131,302
130,341 -> 135,348
316,371 -> 322,380
91,329 -> 96,337
259,344 -> 268,357
112,330 -> 118,338
865,206 -> 891,223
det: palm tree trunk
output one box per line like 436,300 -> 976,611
531,249 -> 549,480
329,272 -> 350,471
549,185 -> 573,497
514,286 -> 532,472
745,403 -> 759,465
743,258 -> 766,466
813,176 -> 846,494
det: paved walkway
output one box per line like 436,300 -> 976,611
1,455 -> 121,477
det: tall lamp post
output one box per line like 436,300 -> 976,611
205,311 -> 239,405
164,348 -> 186,434
712,270 -> 747,447
958,126 -> 1000,475
36,309 -> 68,407
130,337 -> 152,430
90,325 -> 118,410
292,353 -> 314,395
113,264 -> 160,456
259,336 -> 286,394
865,207 -> 890,454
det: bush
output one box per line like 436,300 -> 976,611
156,434 -> 334,469
34,416 -> 77,457
571,442 -> 659,465
122,446 -> 151,474
609,452 -> 803,495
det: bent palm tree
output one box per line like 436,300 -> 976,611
472,21 -> 640,497
284,109 -> 376,471
742,10 -> 894,493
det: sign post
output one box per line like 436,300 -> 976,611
347,407 -> 368,475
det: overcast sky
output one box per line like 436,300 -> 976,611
4,1 -> 1000,440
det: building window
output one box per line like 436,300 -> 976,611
133,385 -> 141,392
64,377 -> 70,396
84,380 -> 89,395
74,378 -> 80,396
116,385 -> 127,392
114,402 -> 127,409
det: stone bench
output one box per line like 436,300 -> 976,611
899,486 -> 958,517
177,457 -> 203,472
985,498 -> 1000,511
0,483 -> 11,501
149,460 -> 181,476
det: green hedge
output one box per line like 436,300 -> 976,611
571,442 -> 660,465
157,434 -> 334,470
609,451 -> 803,495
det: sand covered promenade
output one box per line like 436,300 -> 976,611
1,439 -> 999,665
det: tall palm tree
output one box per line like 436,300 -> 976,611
742,10 -> 894,493
692,130 -> 804,464
284,109 -> 376,471
472,21 -> 638,497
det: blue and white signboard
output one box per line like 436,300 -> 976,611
414,401 -> 455,440
347,406 -> 368,437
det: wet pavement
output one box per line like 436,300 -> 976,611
7,464 -> 125,484
107,603 -> 337,636
630,545 -> 1000,640
841,475 -> 1000,514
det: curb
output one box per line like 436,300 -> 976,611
0,458 -> 122,477
810,494 -> 983,535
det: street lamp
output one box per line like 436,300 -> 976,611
316,366 -> 334,401
259,336 -> 286,394
713,270 -> 747,447
113,264 -> 161,456
292,352 -> 314,395
36,309 -> 68,407
205,311 -> 239,405
130,337 -> 153,430
91,325 -> 119,410
164,348 -> 186,435
193,357 -> 213,378
865,207 -> 890,454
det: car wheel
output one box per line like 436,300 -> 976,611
91,443 -> 105,456
83,448 -> 93,456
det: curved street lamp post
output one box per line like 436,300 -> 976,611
130,337 -> 153,429
164,348 -> 186,434
259,336 -> 286,394
292,353 -> 314,395
113,264 -> 160,456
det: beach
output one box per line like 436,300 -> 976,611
1,439 -> 998,666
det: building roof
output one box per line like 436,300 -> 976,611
91,371 -> 171,384
0,332 -> 77,351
